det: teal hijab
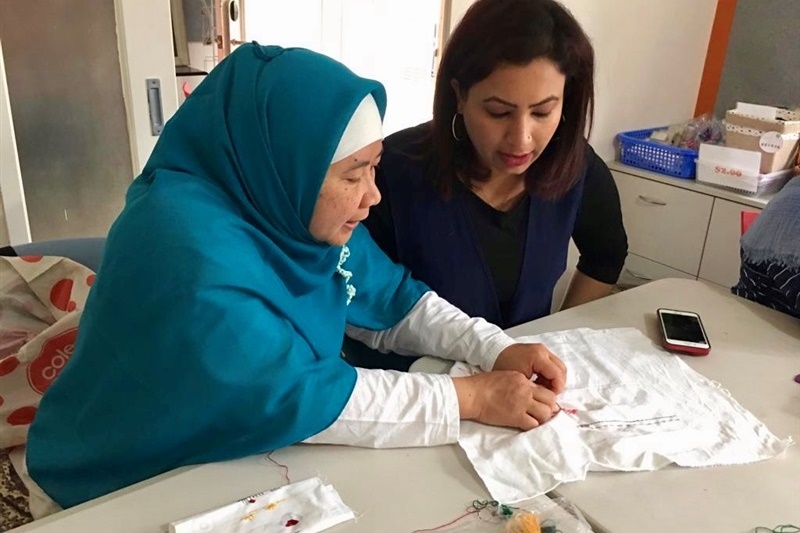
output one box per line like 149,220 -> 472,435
27,44 -> 427,507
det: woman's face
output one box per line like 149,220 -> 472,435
309,140 -> 383,246
455,58 -> 566,179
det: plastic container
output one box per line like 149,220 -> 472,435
617,128 -> 698,179
695,159 -> 794,196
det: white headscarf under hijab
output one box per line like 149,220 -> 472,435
331,94 -> 383,164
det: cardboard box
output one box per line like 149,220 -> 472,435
725,104 -> 800,174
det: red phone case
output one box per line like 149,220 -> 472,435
662,337 -> 711,356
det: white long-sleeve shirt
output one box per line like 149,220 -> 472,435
305,291 -> 515,448
13,291 -> 514,518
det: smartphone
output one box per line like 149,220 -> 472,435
657,308 -> 711,356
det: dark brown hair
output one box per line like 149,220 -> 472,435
431,0 -> 595,200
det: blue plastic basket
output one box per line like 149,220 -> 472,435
617,128 -> 698,179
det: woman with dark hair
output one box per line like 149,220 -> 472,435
350,0 -> 628,370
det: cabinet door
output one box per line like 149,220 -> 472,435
699,198 -> 761,288
617,252 -> 696,289
613,171 -> 714,276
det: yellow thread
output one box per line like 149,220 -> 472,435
265,500 -> 283,511
505,511 -> 540,533
242,512 -> 256,522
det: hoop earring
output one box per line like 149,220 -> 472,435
451,113 -> 465,141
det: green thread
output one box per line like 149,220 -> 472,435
469,500 -> 562,531
471,499 -> 515,518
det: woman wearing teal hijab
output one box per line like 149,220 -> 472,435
17,44 -> 567,515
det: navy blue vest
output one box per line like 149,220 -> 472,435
379,140 -> 586,328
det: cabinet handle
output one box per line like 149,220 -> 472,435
637,195 -> 667,206
625,268 -> 653,281
146,78 -> 164,136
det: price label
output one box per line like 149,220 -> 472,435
759,131 -> 784,153
714,166 -> 743,177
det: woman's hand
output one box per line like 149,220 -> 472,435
452,371 -> 559,431
492,343 -> 567,393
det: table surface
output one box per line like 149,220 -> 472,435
13,279 -> 800,533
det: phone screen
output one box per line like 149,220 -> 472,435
661,312 -> 706,343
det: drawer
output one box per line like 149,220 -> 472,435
699,199 -> 761,288
617,252 -> 696,289
613,171 -> 713,275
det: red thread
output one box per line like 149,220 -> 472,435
266,452 -> 291,485
285,519 -> 299,526
557,403 -> 578,415
411,508 -> 480,532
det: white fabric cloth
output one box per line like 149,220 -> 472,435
451,327 -> 793,504
308,291 -> 516,447
168,477 -> 353,533
330,94 -> 383,164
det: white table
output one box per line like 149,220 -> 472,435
507,279 -> 800,533
13,279 -> 800,533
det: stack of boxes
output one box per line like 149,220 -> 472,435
697,103 -> 799,196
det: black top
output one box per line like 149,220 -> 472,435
461,182 -> 530,323
367,124 -> 628,322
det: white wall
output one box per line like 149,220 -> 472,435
568,0 -> 716,159
0,37 -> 30,245
246,0 -> 326,52
448,0 -> 718,160
245,0 -> 440,136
